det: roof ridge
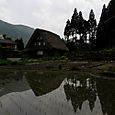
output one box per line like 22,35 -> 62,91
36,28 -> 60,37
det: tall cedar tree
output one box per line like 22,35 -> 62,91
64,19 -> 71,41
96,4 -> 107,49
105,0 -> 115,48
70,8 -> 79,42
88,9 -> 97,47
64,8 -> 97,51
78,11 -> 84,39
78,11 -> 88,43
96,0 -> 115,49
64,19 -> 76,51
107,0 -> 115,19
100,4 -> 108,23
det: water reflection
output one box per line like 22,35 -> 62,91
0,71 -> 30,96
64,75 -> 97,112
26,71 -> 66,96
0,71 -> 114,115
96,78 -> 115,115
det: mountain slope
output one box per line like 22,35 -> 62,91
0,20 -> 34,46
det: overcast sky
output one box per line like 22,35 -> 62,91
0,0 -> 110,37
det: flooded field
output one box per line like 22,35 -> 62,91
0,70 -> 115,115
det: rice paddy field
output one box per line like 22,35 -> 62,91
0,70 -> 114,115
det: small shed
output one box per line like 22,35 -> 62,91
25,29 -> 69,58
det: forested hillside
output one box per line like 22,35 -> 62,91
0,20 -> 34,46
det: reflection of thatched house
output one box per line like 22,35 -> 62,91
26,72 -> 66,96
25,29 -> 68,58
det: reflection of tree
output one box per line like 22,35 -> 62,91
64,75 -> 97,112
96,78 -> 115,115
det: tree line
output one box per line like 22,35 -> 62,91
64,8 -> 97,51
97,0 -> 115,49
64,0 -> 115,51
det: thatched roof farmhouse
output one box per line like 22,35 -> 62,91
25,29 -> 68,58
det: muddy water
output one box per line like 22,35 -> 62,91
0,71 -> 114,115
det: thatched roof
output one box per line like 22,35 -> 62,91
0,39 -> 16,45
26,29 -> 69,51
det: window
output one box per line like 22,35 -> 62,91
43,42 -> 46,46
37,37 -> 39,40
40,37 -> 42,40
38,42 -> 41,46
34,43 -> 37,46
37,51 -> 43,55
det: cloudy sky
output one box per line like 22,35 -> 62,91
0,0 -> 110,37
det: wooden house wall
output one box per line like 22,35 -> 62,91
0,42 -> 16,59
0,43 -> 15,49
25,48 -> 66,58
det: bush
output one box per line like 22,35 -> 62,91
0,60 -> 12,65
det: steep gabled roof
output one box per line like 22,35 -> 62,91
26,29 -> 69,51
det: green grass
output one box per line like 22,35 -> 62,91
95,63 -> 115,72
0,60 -> 12,65
0,58 -> 67,66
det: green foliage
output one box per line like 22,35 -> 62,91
60,56 -> 67,60
107,0 -> 115,18
0,57 -> 69,66
64,19 -> 71,40
103,48 -> 113,52
96,0 -> 115,49
15,38 -> 24,50
88,9 -> 97,47
96,4 -> 108,49
70,8 -> 79,37
66,48 -> 115,61
64,8 -> 97,51
0,60 -> 12,65
27,59 -> 44,63
15,57 -> 68,65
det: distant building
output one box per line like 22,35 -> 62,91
25,29 -> 69,58
0,35 -> 16,49
0,35 -> 4,39
0,35 -> 16,59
